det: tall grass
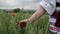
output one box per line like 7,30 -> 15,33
0,11 -> 50,34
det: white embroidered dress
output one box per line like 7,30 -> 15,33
40,0 -> 60,33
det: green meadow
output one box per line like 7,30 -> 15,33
0,11 -> 50,34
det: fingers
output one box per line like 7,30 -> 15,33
17,19 -> 28,28
20,22 -> 26,27
18,20 -> 27,27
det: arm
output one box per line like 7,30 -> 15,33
28,5 -> 46,22
19,5 -> 46,27
19,0 -> 55,27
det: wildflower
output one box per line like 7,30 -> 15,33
11,13 -> 15,17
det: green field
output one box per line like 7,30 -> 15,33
0,11 -> 50,34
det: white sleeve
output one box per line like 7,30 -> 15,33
40,0 -> 56,15
57,0 -> 60,3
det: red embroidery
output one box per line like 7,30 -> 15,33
49,26 -> 60,32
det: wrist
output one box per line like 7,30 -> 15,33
27,18 -> 34,23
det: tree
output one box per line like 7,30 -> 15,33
13,8 -> 20,13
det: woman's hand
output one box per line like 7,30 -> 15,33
18,19 -> 28,27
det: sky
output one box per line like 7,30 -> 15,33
0,0 -> 42,9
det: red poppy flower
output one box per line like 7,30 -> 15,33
11,13 -> 15,16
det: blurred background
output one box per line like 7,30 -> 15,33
0,0 -> 42,9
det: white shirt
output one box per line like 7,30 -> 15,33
40,0 -> 56,15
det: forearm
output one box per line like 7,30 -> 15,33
28,6 -> 46,22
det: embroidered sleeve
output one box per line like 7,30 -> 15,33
40,0 -> 56,15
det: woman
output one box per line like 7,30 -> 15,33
18,0 -> 60,34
